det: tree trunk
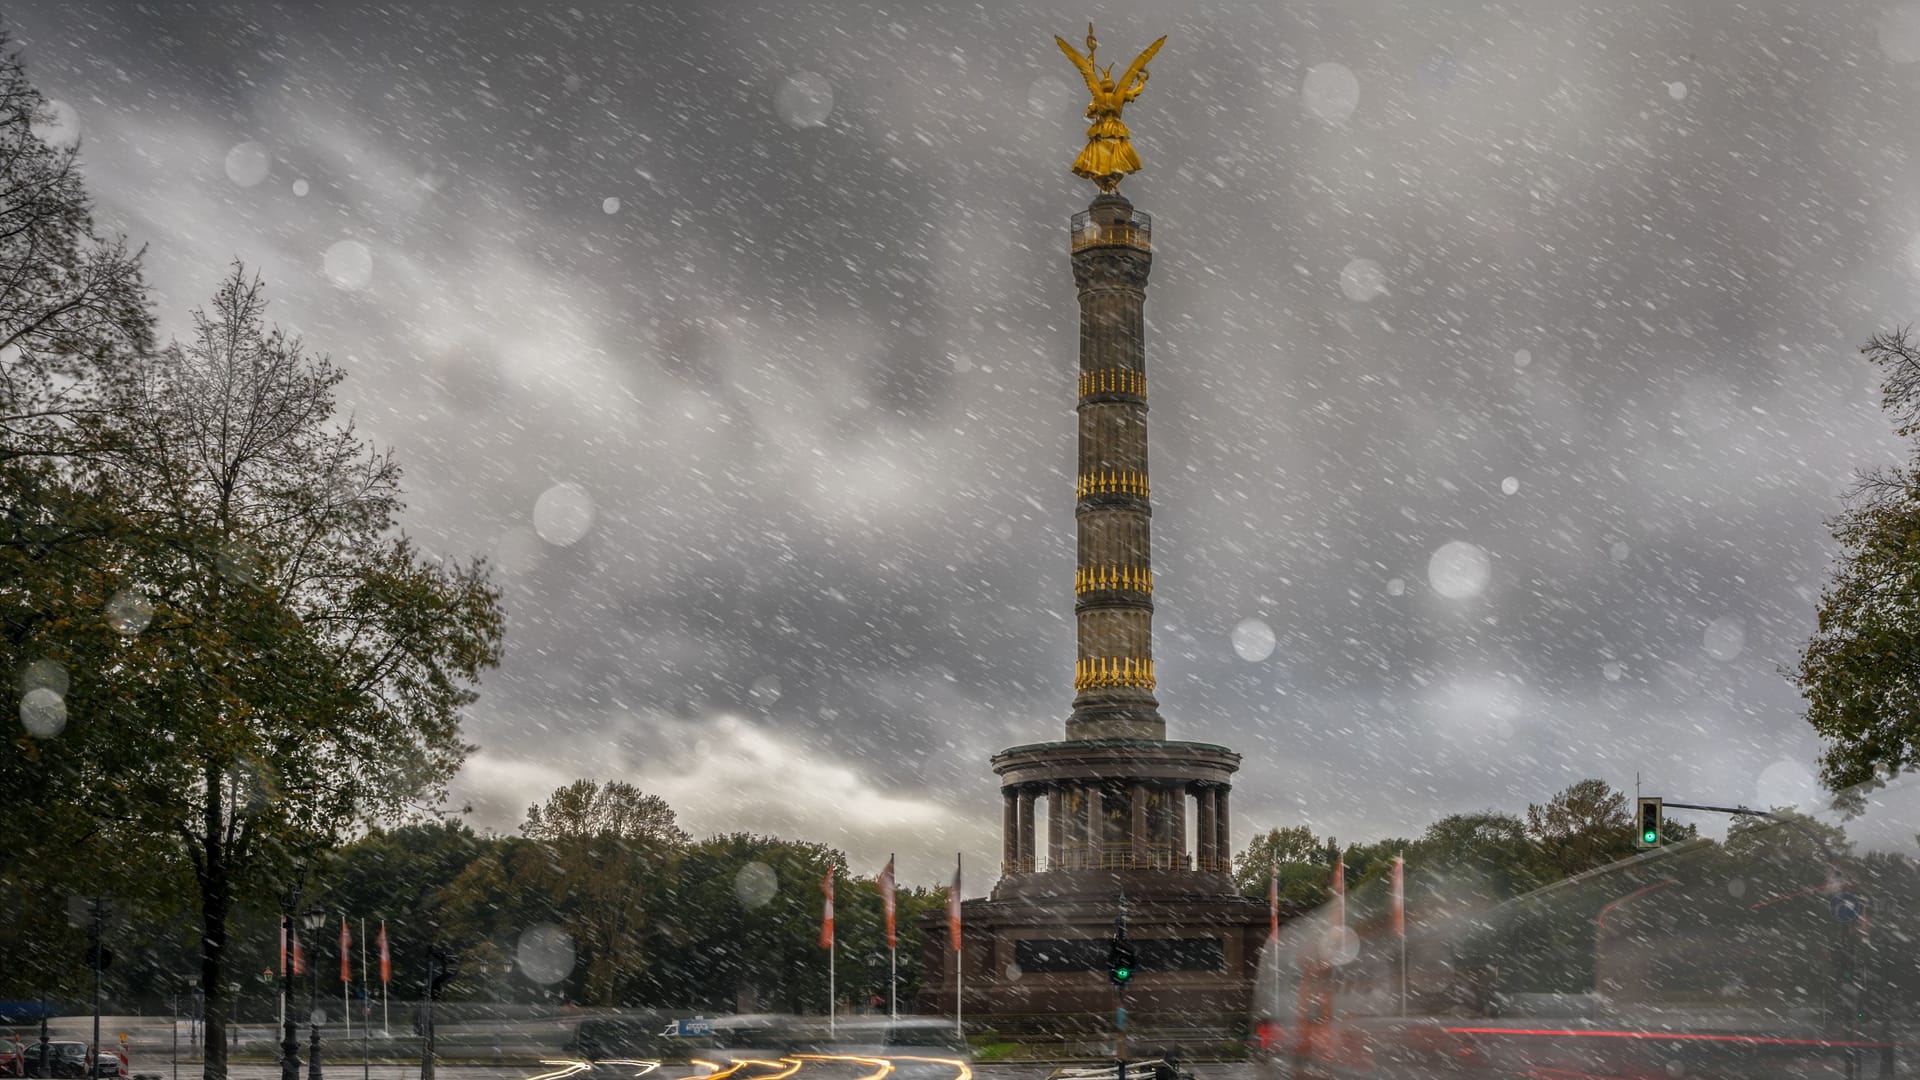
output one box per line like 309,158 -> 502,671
198,764 -> 229,1080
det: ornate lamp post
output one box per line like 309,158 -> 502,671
279,912 -> 301,1080
302,907 -> 327,1080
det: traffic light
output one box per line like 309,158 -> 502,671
1107,937 -> 1136,986
1635,797 -> 1663,849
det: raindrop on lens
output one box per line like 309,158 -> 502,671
20,687 -> 66,738
515,924 -> 576,985
533,482 -> 595,546
105,590 -> 155,636
1339,258 -> 1386,302
1427,541 -> 1490,599
1702,617 -> 1745,661
602,196 -> 620,214
1609,541 -> 1631,563
33,101 -> 80,147
1513,349 -> 1532,369
734,861 -> 778,909
749,675 -> 782,706
292,179 -> 310,197
1666,81 -> 1688,101
776,71 -> 834,128
20,658 -> 69,697
1500,476 -> 1519,495
224,141 -> 271,187
1601,661 -> 1624,682
1881,4 -> 1920,62
323,240 -> 373,290
1301,63 -> 1360,124
1232,618 -> 1276,662
1385,578 -> 1405,596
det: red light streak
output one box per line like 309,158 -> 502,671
1441,1025 -> 1895,1049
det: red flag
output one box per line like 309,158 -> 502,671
947,854 -> 962,953
879,855 -> 897,951
291,933 -> 305,977
819,867 -> 835,950
1268,867 -> 1280,941
279,922 -> 287,976
378,921 -> 390,985
1332,855 -> 1346,929
1390,855 -> 1406,938
339,917 -> 352,983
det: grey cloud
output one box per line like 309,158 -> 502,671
11,0 -> 1910,887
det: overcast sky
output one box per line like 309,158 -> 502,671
14,0 -> 1920,890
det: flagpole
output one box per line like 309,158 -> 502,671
1397,853 -> 1408,1018
360,918 -> 369,1080
887,853 -> 898,1024
342,918 -> 352,1045
379,920 -> 388,1037
829,932 -> 836,1038
954,852 -> 963,1041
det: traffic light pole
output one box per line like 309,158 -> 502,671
1658,800 -> 1779,819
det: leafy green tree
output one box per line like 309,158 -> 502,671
1407,811 -> 1542,902
65,267 -> 504,1079
1526,779 -> 1635,879
1797,327 -> 1920,794
518,780 -> 688,1005
1232,826 -> 1332,906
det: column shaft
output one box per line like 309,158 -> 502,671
1002,791 -> 1018,874
1047,788 -> 1064,871
1085,785 -> 1104,868
1171,785 -> 1188,869
1129,783 -> 1148,868
1216,787 -> 1232,874
1198,787 -> 1218,871
1017,790 -> 1036,872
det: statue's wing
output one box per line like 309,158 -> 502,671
1118,36 -> 1167,94
1055,35 -> 1102,98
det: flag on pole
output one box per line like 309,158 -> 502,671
819,866 -> 835,950
279,922 -> 288,975
1390,854 -> 1406,937
292,933 -> 305,976
340,917 -> 352,982
947,855 -> 963,953
879,855 -> 897,950
1268,866 -> 1280,941
377,921 -> 390,984
1332,854 -> 1346,928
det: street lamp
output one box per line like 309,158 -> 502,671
279,912 -> 301,1080
302,907 -> 327,1080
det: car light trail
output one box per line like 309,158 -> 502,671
526,1060 -> 594,1080
688,1060 -> 746,1080
878,1056 -> 970,1080
730,1058 -> 803,1080
594,1059 -> 662,1077
793,1054 -> 894,1080
1442,1026 -> 1898,1048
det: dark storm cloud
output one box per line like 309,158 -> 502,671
12,0 -> 1915,886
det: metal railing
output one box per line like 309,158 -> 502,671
1069,209 -> 1153,252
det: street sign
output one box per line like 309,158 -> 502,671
1830,893 -> 1866,924
675,1019 -> 714,1037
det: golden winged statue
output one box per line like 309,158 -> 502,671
1055,24 -> 1166,192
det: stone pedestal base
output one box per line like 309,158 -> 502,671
915,889 -> 1274,1040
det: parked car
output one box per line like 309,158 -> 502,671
21,1042 -> 87,1079
86,1046 -> 125,1080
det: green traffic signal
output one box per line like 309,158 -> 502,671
1642,829 -> 1658,844
1114,967 -> 1131,982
